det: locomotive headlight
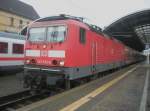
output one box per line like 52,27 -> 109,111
26,59 -> 30,64
43,45 -> 47,49
59,61 -> 65,66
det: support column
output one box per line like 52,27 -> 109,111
145,44 -> 150,64
147,54 -> 149,64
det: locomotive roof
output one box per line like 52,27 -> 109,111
34,15 -> 121,43
35,14 -> 84,22
21,15 -> 104,36
0,32 -> 25,40
35,15 -> 103,35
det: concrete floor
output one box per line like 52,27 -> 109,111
78,66 -> 148,111
17,63 -> 150,111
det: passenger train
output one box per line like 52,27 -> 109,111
0,32 -> 25,71
23,15 -> 144,90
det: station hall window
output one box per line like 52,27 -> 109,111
10,17 -> 14,26
0,42 -> 8,53
13,44 -> 24,54
79,28 -> 86,44
19,20 -> 23,28
20,20 -> 23,25
27,21 -> 29,25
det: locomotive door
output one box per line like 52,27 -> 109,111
91,42 -> 96,72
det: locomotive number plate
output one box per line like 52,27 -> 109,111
41,50 -> 48,57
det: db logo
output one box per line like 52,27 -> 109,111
41,50 -> 47,57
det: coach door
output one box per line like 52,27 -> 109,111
91,42 -> 96,72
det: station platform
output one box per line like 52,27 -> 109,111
17,63 -> 150,111
0,72 -> 27,97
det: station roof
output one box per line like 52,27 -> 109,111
104,9 -> 150,52
0,0 -> 39,20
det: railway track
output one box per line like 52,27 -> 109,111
0,90 -> 52,111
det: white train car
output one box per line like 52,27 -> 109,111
0,32 -> 25,71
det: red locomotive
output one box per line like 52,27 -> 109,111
23,15 -> 144,90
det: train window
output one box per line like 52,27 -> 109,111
13,44 -> 24,54
0,42 -> 8,53
79,28 -> 86,44
29,28 -> 46,42
47,26 -> 66,42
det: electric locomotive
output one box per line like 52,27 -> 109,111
23,15 -> 143,90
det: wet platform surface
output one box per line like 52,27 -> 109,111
0,72 -> 27,97
17,63 -> 150,111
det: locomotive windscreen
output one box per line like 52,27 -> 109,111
29,27 -> 46,42
47,26 -> 66,42
28,25 -> 67,42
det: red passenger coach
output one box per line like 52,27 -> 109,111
23,15 -> 144,90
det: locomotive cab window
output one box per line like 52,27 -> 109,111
0,42 -> 8,53
13,44 -> 24,54
47,26 -> 67,43
28,28 -> 46,42
79,28 -> 86,44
